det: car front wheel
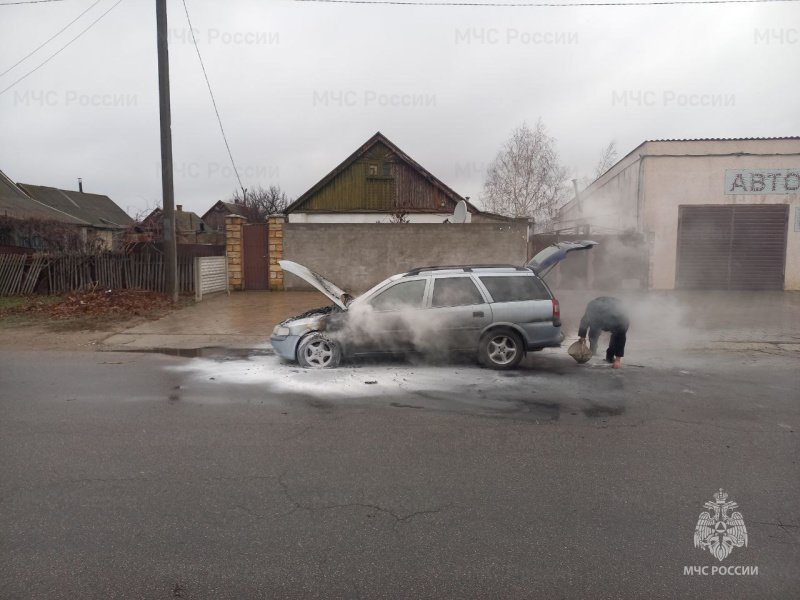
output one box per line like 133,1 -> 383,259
297,333 -> 342,369
479,330 -> 524,370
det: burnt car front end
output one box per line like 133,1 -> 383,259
270,306 -> 338,361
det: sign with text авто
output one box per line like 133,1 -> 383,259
725,169 -> 800,195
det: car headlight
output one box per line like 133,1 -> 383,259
273,326 -> 290,337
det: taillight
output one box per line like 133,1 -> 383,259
552,299 -> 560,319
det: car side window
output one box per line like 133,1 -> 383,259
431,277 -> 483,308
478,276 -> 550,302
369,280 -> 427,311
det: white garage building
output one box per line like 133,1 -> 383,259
557,138 -> 800,290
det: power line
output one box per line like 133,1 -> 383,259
0,0 -> 125,95
1,0 -> 105,78
181,0 -> 245,194
292,0 -> 799,7
0,0 -> 66,5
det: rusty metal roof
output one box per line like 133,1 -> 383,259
18,183 -> 134,229
0,170 -> 87,224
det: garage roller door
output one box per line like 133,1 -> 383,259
677,205 -> 788,290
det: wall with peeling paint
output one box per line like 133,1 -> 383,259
282,222 -> 529,293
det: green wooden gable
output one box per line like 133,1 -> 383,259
286,133 -> 476,215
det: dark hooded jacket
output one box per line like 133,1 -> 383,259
578,296 -> 629,338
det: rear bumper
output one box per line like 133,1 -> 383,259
522,323 -> 564,350
269,334 -> 301,361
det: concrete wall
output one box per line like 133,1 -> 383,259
282,222 -> 529,293
288,212 -> 460,224
558,144 -> 644,233
643,139 -> 800,290
558,139 -> 800,290
87,227 -> 115,250
289,212 -> 512,225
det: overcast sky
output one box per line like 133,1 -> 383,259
1,0 -> 798,218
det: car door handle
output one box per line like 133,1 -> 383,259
473,311 -> 484,317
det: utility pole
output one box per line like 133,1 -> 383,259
156,0 -> 178,302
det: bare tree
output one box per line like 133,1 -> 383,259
593,140 -> 618,179
575,140 -> 619,191
226,185 -> 290,222
480,120 -> 569,230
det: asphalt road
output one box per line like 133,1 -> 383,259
1,347 -> 798,599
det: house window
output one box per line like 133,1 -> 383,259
368,164 -> 378,176
381,163 -> 390,176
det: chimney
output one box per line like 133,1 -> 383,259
572,179 -> 582,214
78,178 -> 83,193
176,204 -> 183,211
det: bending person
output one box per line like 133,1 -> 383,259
577,296 -> 629,369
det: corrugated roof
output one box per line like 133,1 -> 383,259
18,183 -> 134,229
0,170 -> 87,224
647,136 -> 800,142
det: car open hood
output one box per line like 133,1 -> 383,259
524,240 -> 598,276
279,260 -> 351,310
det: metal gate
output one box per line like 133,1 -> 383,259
242,223 -> 269,290
676,205 -> 788,290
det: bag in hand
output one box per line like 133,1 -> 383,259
568,340 -> 593,364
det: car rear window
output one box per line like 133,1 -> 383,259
479,276 -> 550,302
370,279 -> 427,311
431,277 -> 484,307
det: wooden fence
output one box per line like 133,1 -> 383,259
0,252 -> 195,296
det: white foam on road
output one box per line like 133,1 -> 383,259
167,353 -> 547,399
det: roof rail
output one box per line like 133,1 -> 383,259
403,264 -> 524,276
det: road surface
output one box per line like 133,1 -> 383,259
1,347 -> 798,599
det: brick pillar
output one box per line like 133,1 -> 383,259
225,214 -> 246,291
267,214 -> 286,291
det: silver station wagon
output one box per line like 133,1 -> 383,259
270,241 -> 596,370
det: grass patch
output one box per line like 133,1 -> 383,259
0,296 -> 60,310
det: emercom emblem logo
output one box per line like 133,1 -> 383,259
694,488 -> 748,561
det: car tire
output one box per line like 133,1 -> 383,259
479,329 -> 524,370
297,333 -> 342,369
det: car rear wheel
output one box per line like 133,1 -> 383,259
480,330 -> 524,370
297,333 -> 342,369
